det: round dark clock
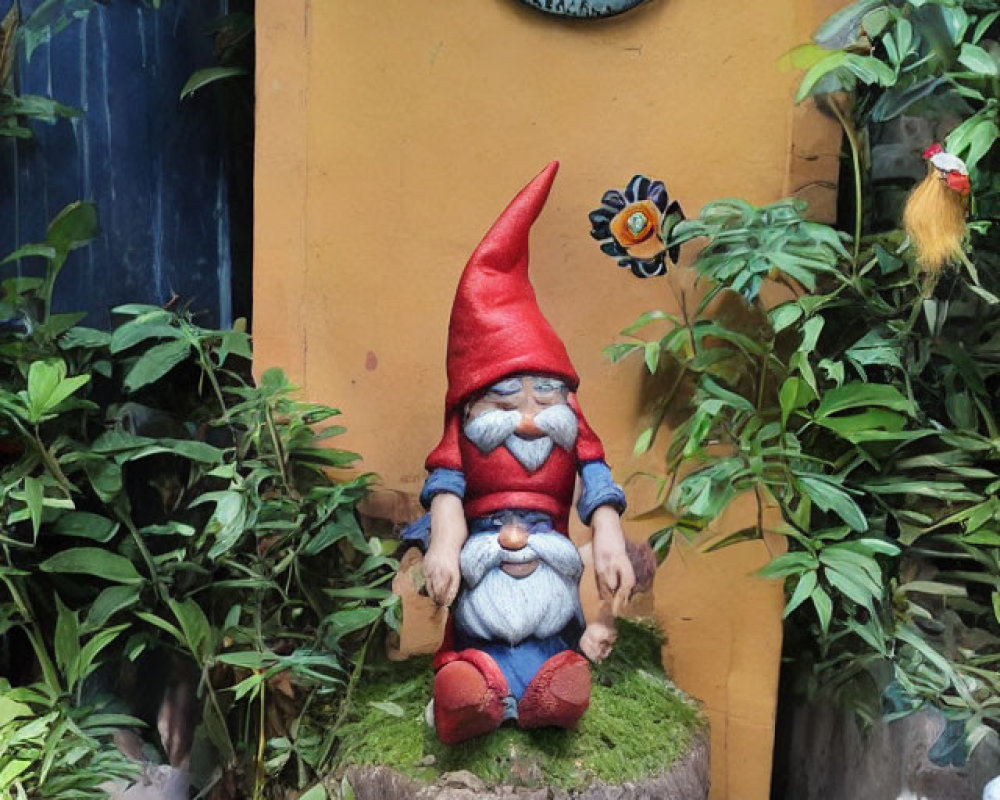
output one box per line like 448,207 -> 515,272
518,0 -> 651,18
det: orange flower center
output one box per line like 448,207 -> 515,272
610,200 -> 659,247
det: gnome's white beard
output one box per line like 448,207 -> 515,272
463,404 -> 578,472
453,530 -> 583,646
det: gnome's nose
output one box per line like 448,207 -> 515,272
516,414 -> 545,439
498,524 -> 529,551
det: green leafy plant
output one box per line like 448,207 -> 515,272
0,206 -> 396,797
0,1 -> 83,138
180,9 -> 253,100
0,678 -> 139,798
608,0 -> 1000,753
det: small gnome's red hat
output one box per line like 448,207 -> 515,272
443,161 -> 578,410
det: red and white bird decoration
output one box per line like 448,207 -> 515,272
902,143 -> 971,277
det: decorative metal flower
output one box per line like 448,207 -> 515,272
518,0 -> 652,18
589,175 -> 684,278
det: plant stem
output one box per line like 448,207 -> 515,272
253,672 -> 267,800
828,97 -> 863,265
39,259 -> 58,326
1,574 -> 61,697
317,621 -> 380,770
187,327 -> 231,424
202,664 -> 238,763
264,403 -> 292,496
32,427 -> 73,495
202,354 -> 231,423
117,510 -> 169,605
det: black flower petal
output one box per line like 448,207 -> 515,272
647,182 -> 668,212
601,240 -> 627,257
625,175 -> 651,203
601,189 -> 627,210
589,213 -> 613,235
628,254 -> 668,278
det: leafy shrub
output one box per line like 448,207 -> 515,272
0,204 -> 397,796
610,0 -> 1000,753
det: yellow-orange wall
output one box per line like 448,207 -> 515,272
254,2 -> 843,797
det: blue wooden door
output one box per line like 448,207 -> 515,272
0,0 -> 236,329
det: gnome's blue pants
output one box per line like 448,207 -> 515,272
452,630 -> 575,701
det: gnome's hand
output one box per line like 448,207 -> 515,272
591,506 -> 636,616
424,546 -> 462,607
425,493 -> 468,607
580,621 -> 617,663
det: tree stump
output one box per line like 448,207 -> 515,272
333,620 -> 708,800
343,733 -> 709,799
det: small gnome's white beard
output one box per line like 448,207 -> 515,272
454,531 -> 583,646
464,404 -> 579,472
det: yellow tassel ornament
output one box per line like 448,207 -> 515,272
902,143 -> 970,278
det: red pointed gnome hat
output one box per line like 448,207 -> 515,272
443,161 -> 579,411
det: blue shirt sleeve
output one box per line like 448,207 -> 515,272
577,459 -> 627,524
402,468 -> 467,551
419,467 -> 466,509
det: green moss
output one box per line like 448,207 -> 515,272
334,620 -> 704,790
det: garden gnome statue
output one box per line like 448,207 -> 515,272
403,161 -> 635,744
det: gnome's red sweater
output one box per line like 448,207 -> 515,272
425,395 -> 605,534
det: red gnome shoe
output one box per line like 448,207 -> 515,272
433,649 -> 509,744
517,650 -> 591,730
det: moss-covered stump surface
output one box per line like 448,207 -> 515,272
334,621 -> 708,799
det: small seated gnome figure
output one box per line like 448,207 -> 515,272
403,161 -> 635,745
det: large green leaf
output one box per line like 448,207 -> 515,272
52,512 -> 118,542
811,585 -> 833,634
324,607 -> 381,643
784,571 -> 818,617
179,66 -> 248,100
25,360 -> 89,422
824,565 -> 876,609
4,94 -> 79,124
812,0 -> 886,48
21,0 -> 100,61
797,475 -> 867,531
796,51 -> 850,102
109,318 -> 180,353
303,509 -> 367,556
197,490 -> 248,560
59,326 -> 111,349
39,548 -> 144,584
77,624 -> 128,687
0,243 -> 56,265
0,759 -> 31,789
298,783 -> 328,800
780,377 -> 815,426
123,339 -> 191,393
45,201 -> 98,253
958,42 -> 998,76
23,476 -> 43,540
814,382 -> 911,418
0,695 -> 31,728
83,459 -> 123,503
168,598 -> 213,662
53,595 -> 79,688
813,409 -> 909,442
758,551 -> 818,579
83,585 -> 142,631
